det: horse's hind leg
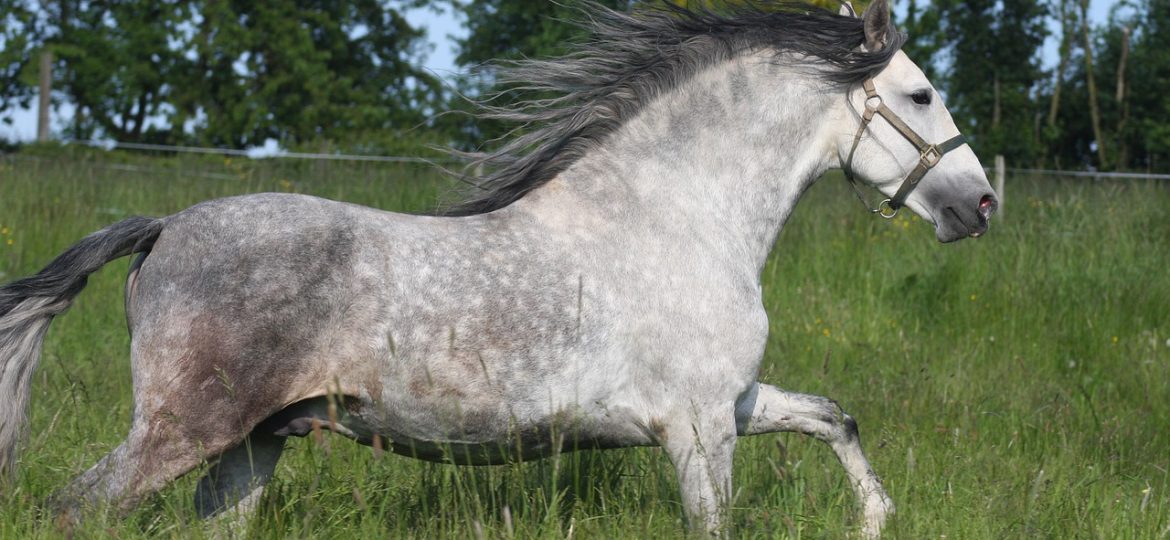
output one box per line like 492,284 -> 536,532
50,366 -> 266,522
734,382 -> 893,538
50,418 -> 243,522
195,430 -> 285,534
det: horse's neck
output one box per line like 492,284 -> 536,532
519,56 -> 842,275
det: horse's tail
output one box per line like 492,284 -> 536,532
0,216 -> 164,478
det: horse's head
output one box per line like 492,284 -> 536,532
837,0 -> 997,242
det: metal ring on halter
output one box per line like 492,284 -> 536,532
876,199 -> 898,219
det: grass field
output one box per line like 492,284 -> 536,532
1,148 -> 1167,539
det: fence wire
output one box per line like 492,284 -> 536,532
12,138 -> 1170,181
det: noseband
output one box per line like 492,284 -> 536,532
842,79 -> 968,218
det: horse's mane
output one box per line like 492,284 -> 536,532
443,1 -> 905,217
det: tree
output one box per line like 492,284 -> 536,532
1,0 -> 446,151
44,0 -> 191,142
170,0 -> 445,152
1077,0 -> 1107,168
455,0 -> 868,69
0,1 -> 40,132
455,0 -> 630,68
450,0 -> 867,147
1093,12 -> 1133,169
928,0 -> 1049,165
1041,0 -> 1078,168
450,0 -> 630,146
1129,0 -> 1170,170
670,0 -> 870,10
897,0 -> 944,81
1049,0 -> 1166,172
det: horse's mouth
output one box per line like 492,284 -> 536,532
935,193 -> 997,242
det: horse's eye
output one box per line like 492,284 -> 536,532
911,90 -> 932,106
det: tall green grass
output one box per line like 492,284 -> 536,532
1,150 -> 1167,538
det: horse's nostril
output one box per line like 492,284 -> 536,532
978,194 -> 997,218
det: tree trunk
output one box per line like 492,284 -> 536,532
1045,55 -> 1067,129
1047,1 -> 1072,130
132,92 -> 149,141
992,73 -> 1001,129
1080,0 -> 1107,169
1041,1 -> 1074,169
37,50 -> 52,142
1115,26 -> 1131,168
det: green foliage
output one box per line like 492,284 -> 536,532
923,0 -> 1049,165
897,0 -> 944,81
0,152 -> 1167,538
1,0 -> 446,153
447,0 -> 865,147
447,0 -> 631,147
455,0 -> 627,66
669,0 -> 870,11
0,1 -> 37,131
1133,1 -> 1170,165
46,1 -> 190,142
170,0 -> 444,151
3,0 -> 1169,171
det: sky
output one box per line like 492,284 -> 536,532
0,1 -> 1118,145
407,4 -> 469,85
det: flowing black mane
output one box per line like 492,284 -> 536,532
445,1 -> 905,216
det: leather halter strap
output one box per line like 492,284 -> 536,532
843,79 -> 968,218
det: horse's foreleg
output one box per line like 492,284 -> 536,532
653,404 -> 737,537
734,382 -> 893,538
194,430 -> 285,536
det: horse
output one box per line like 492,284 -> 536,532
0,1 -> 996,537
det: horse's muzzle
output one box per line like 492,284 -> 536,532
933,191 -> 997,242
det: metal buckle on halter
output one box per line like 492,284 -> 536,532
920,145 -> 942,168
876,198 -> 898,219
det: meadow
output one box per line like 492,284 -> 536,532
0,148 -> 1166,538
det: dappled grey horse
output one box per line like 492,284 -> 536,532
0,1 -> 996,537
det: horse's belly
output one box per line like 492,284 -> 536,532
340,391 -> 656,465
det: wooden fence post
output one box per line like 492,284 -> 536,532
37,50 -> 52,142
994,154 -> 1005,218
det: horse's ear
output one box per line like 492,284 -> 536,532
862,0 -> 892,51
838,1 -> 856,17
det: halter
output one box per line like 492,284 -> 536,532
842,79 -> 968,218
